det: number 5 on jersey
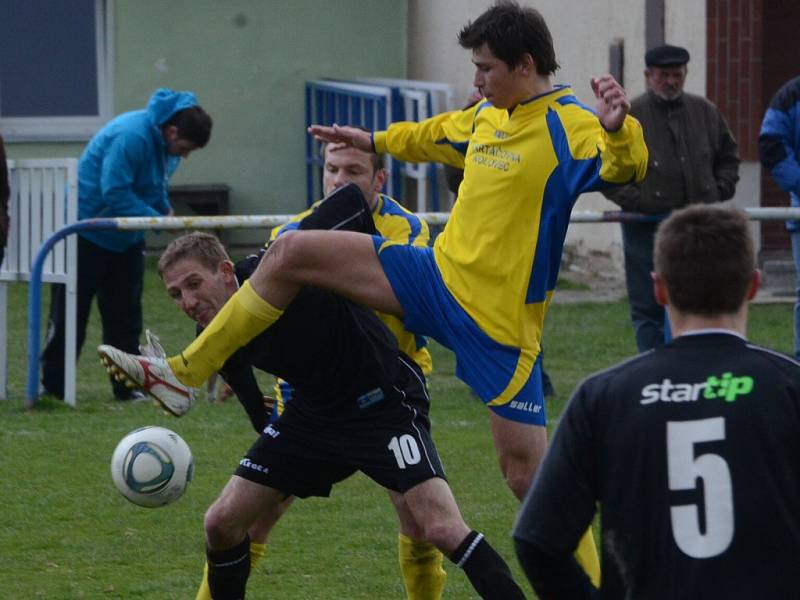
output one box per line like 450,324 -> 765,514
667,417 -> 734,558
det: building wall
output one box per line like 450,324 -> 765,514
6,0 -> 407,246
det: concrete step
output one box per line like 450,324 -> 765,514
761,258 -> 796,298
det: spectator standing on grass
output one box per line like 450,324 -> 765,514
40,88 -> 211,401
0,133 -> 9,266
603,44 -> 739,352
759,75 -> 800,359
514,205 -> 800,599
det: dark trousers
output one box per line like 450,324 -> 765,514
621,221 -> 665,353
41,236 -> 144,398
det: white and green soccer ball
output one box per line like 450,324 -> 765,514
111,426 -> 193,508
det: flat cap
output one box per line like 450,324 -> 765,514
645,44 -> 690,67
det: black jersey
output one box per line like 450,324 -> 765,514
514,332 -> 800,599
217,253 -> 410,423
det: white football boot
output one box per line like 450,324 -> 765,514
98,343 -> 194,417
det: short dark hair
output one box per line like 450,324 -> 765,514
654,205 -> 754,315
158,232 -> 228,278
458,0 -> 559,75
163,106 -> 213,147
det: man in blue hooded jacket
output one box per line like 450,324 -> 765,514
41,88 -> 212,400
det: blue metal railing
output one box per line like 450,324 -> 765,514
304,81 -> 391,203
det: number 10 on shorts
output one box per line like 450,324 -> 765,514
388,435 -> 422,469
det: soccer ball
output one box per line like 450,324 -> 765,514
110,426 -> 193,508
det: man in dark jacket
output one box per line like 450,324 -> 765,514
603,44 -> 740,352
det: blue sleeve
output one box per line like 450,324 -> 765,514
759,106 -> 800,196
99,133 -> 162,217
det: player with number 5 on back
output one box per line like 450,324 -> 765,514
513,205 -> 800,599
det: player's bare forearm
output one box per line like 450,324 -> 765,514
307,124 -> 374,153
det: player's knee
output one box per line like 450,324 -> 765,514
203,504 -> 225,543
420,520 -> 467,554
204,502 -> 239,547
506,472 -> 532,500
501,459 -> 538,501
265,231 -> 304,274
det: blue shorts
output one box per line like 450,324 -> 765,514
373,237 -> 545,425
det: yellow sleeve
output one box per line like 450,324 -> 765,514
599,115 -> 648,185
374,103 -> 482,168
558,107 -> 648,189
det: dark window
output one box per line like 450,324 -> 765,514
0,0 -> 111,141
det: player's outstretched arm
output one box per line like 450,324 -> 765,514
586,74 -> 648,187
591,74 -> 631,132
307,124 -> 374,153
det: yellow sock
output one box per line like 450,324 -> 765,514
195,541 -> 268,600
574,527 -> 601,588
169,280 -> 284,387
398,533 -> 446,600
250,542 -> 266,567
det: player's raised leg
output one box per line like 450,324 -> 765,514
167,228 -> 400,388
98,226 -> 398,412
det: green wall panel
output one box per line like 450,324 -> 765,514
7,0 -> 407,246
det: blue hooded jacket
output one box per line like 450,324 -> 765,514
759,76 -> 800,233
78,88 -> 199,251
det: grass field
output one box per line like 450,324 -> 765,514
0,258 -> 794,599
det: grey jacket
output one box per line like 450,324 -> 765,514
603,90 -> 740,214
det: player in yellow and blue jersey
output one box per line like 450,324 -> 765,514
98,2 -> 647,590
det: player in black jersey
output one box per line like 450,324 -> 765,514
147,228 -> 526,600
154,186 -> 442,599
513,205 -> 800,599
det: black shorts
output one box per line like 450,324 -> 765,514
234,388 -> 446,499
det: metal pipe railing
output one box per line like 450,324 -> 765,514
23,207 -> 800,407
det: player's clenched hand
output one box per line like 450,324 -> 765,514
307,124 -> 374,153
591,74 -> 630,132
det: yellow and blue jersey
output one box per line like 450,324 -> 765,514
270,193 -> 433,375
374,85 -> 647,356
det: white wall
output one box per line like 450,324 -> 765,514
406,0 -> 742,272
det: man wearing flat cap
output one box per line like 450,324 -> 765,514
603,44 -> 740,352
